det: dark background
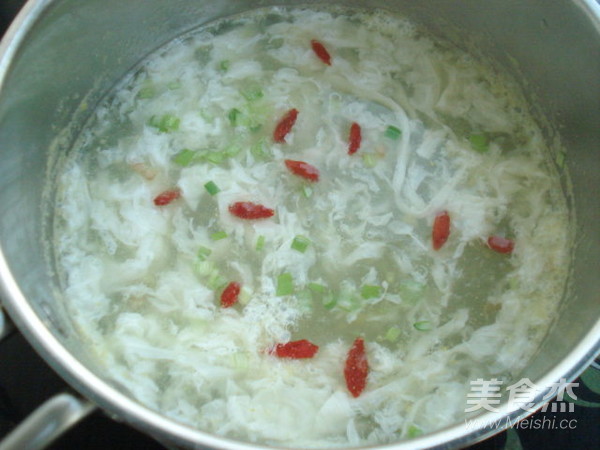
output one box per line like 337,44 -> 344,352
0,1 -> 598,449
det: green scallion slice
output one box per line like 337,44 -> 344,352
210,231 -> 228,241
556,151 -> 566,169
469,133 -> 489,153
250,139 -> 268,160
302,185 -> 313,198
384,326 -> 401,342
241,85 -> 264,102
206,151 -> 226,164
308,283 -> 327,294
291,235 -> 310,253
173,149 -> 196,167
276,273 -> 294,296
361,284 -> 381,299
224,145 -> 242,157
228,108 -> 241,126
407,425 -> 422,438
322,293 -> 337,310
255,235 -> 265,251
219,60 -> 230,72
197,246 -> 212,261
149,114 -> 180,133
204,181 -> 220,196
207,273 -> 227,290
413,320 -> 433,331
362,153 -> 376,168
230,351 -> 250,370
238,287 -> 252,306
385,125 -> 402,140
138,85 -> 156,99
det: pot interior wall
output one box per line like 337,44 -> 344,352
0,0 -> 598,446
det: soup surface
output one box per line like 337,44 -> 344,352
52,7 -> 571,447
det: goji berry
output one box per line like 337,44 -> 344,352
344,337 -> 368,398
229,202 -> 275,219
348,122 -> 362,155
284,159 -> 320,182
153,189 -> 181,206
273,109 -> 299,143
487,235 -> 515,254
220,282 -> 241,308
432,210 -> 450,250
273,339 -> 319,358
311,39 -> 332,66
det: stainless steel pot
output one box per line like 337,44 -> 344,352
0,0 -> 599,449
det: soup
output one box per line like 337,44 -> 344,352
51,6 -> 570,447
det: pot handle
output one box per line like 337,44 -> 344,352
0,393 -> 96,450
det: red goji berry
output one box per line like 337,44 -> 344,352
153,189 -> 181,206
344,337 -> 368,398
229,202 -> 275,219
273,108 -> 299,143
487,235 -> 515,254
348,122 -> 362,155
284,159 -> 320,182
432,210 -> 450,250
311,39 -> 332,66
273,339 -> 319,359
220,281 -> 241,308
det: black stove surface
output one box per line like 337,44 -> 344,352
0,2 -> 598,449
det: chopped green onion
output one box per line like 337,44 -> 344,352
173,149 -> 196,166
230,351 -> 250,370
302,185 -> 313,198
138,85 -> 156,99
195,260 -> 216,276
204,181 -> 220,195
207,273 -> 227,290
255,235 -> 265,251
276,272 -> 294,296
249,124 -> 263,133
197,246 -> 212,261
228,108 -> 241,126
206,151 -> 227,164
250,139 -> 268,160
407,425 -> 422,438
291,235 -> 310,253
362,153 -> 377,168
210,231 -> 228,241
322,293 -> 337,310
148,114 -> 180,133
469,133 -> 489,153
239,287 -> 252,306
385,125 -> 402,140
413,320 -> 432,331
224,145 -> 242,157
361,284 -> 382,299
308,282 -> 327,294
556,151 -> 566,169
384,326 -> 401,342
241,85 -> 264,102
219,60 -> 230,72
